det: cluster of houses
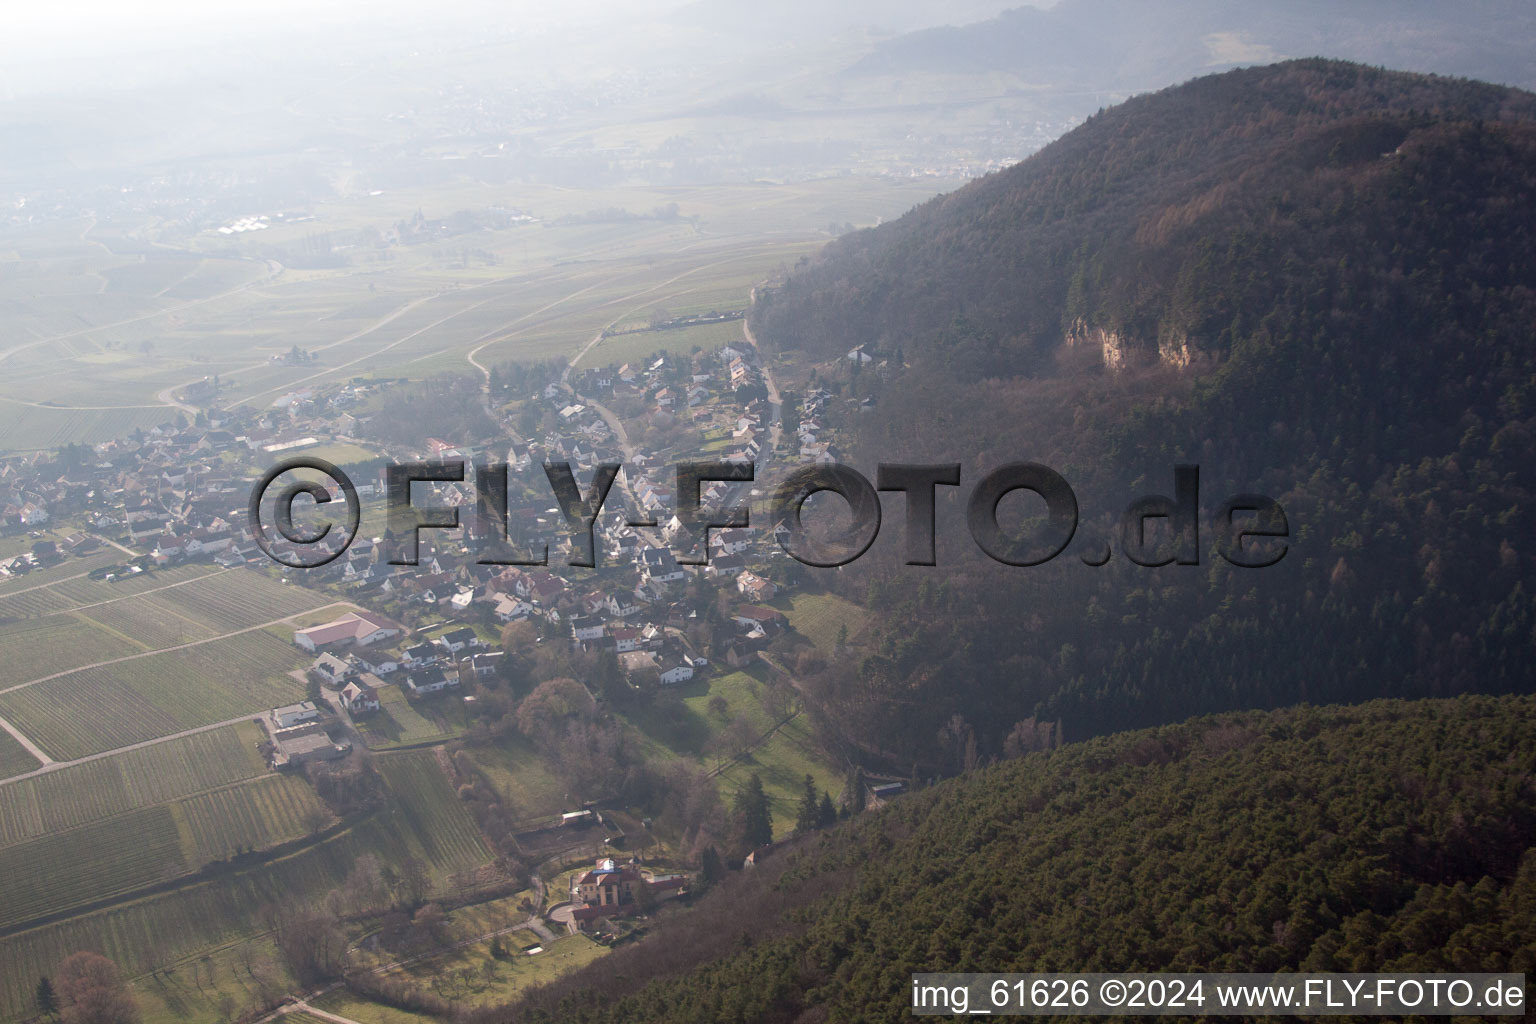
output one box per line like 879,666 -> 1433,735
293,610 -> 506,710
0,534 -> 101,580
564,345 -> 777,461
3,369 -> 410,532
7,335 -> 831,751
792,386 -> 847,464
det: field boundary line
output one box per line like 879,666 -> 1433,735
0,809 -> 375,941
65,608 -> 153,653
0,566 -> 107,598
0,599 -> 357,695
65,565 -> 231,614
0,712 -> 260,786
0,711 -> 53,766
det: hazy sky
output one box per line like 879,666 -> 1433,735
0,0 -> 703,101
10,0 -> 681,44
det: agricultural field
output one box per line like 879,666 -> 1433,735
0,401 -> 174,452
0,176 -> 946,454
0,630 -> 307,759
0,724 -> 266,847
0,805 -> 490,1020
376,750 -> 491,872
76,600 -> 216,650
0,567 -> 284,678
144,569 -> 332,631
174,773 -> 330,864
0,613 -> 145,677
0,550 -> 121,592
0,804 -> 186,930
574,317 -> 746,370
42,563 -> 223,609
0,730 -> 40,780
0,583 -> 77,619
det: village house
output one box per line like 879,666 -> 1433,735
348,651 -> 399,676
270,700 -> 323,731
272,731 -> 351,770
309,652 -> 354,686
402,642 -> 440,669
468,651 -> 504,677
571,857 -> 640,908
570,614 -> 605,642
732,605 -> 786,635
436,626 -> 481,655
736,571 -> 777,602
657,655 -> 695,686
405,665 -> 457,696
340,676 -> 382,714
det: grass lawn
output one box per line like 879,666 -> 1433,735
345,932 -> 606,1013
620,666 -> 779,765
131,937 -> 296,1024
439,891 -> 537,941
717,712 -> 843,840
614,654 -> 851,840
615,664 -> 843,838
463,736 -> 570,822
303,442 -> 384,466
311,991 -> 441,1024
780,590 -> 868,652
356,684 -> 469,749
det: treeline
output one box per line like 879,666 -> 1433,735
479,694 -> 1536,1023
360,376 -> 497,448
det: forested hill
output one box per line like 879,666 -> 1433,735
751,59 -> 1536,375
736,61 -> 1536,768
488,695 -> 1536,1023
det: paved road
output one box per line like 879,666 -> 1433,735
744,286 -> 784,453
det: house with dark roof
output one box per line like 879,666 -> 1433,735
405,665 -> 457,696
437,626 -> 480,654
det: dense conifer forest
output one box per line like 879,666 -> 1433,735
487,695 -> 1536,1023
